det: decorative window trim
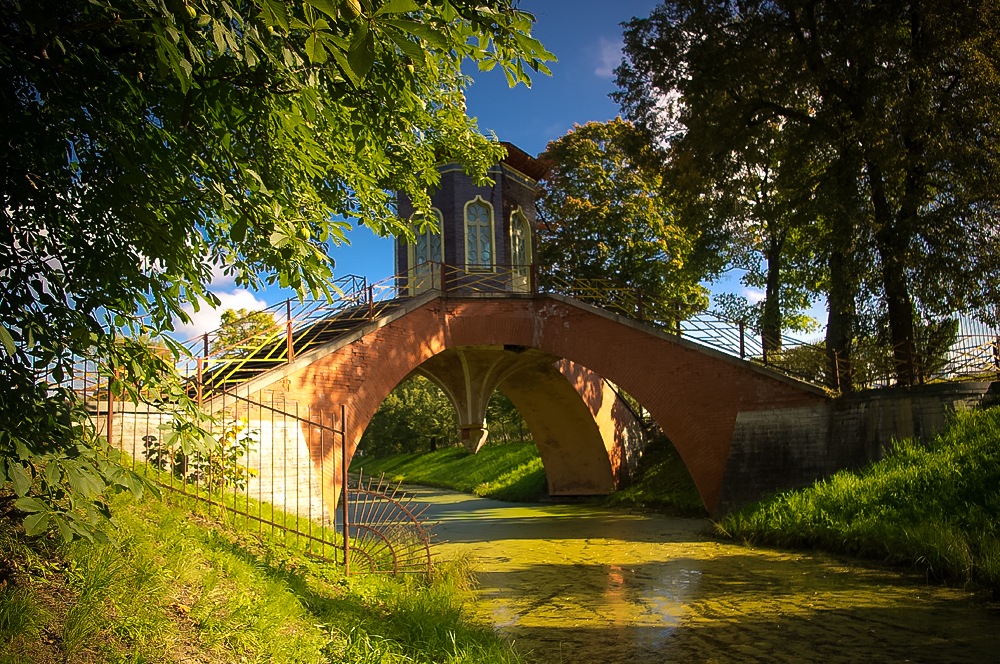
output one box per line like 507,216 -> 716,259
509,207 -> 532,292
509,206 -> 532,266
463,195 -> 495,272
407,208 -> 444,295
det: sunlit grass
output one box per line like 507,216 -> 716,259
0,488 -> 526,663
353,443 -> 548,502
355,435 -> 709,514
718,406 -> 1000,594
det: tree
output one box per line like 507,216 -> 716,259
486,389 -> 529,444
358,376 -> 459,457
673,116 -> 824,350
212,308 -> 279,358
536,119 -> 708,313
615,0 -> 1000,385
1,0 -> 553,540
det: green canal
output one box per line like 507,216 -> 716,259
410,486 -> 998,664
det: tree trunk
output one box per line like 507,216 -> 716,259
826,246 -> 855,391
761,232 -> 784,357
825,151 -> 861,391
866,158 -> 917,384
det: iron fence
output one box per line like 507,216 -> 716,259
72,358 -> 433,574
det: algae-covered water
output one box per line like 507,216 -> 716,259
411,486 -> 999,664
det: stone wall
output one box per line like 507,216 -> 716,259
715,381 -> 999,514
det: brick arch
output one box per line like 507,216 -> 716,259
245,294 -> 826,515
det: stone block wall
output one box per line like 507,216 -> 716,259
715,381 -> 998,514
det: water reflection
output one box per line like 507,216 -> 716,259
411,486 -> 998,663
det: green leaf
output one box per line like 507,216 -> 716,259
52,514 -> 74,543
0,323 -> 15,356
348,29 -> 376,80
231,219 -> 248,242
14,497 -> 46,513
269,230 -> 290,248
384,18 -> 448,49
64,464 -> 105,498
305,32 -> 329,64
304,0 -> 340,19
330,47 -> 361,87
44,461 -> 60,487
9,462 -> 30,497
384,27 -> 424,61
259,0 -> 291,32
23,512 -> 49,536
375,0 -> 420,16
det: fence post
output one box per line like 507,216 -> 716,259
196,358 -> 204,409
739,320 -> 745,359
675,302 -> 682,337
367,285 -> 374,321
341,405 -> 350,576
285,299 -> 295,362
106,371 -> 115,448
636,289 -> 644,322
202,333 -> 209,359
530,263 -> 538,295
995,335 -> 1000,379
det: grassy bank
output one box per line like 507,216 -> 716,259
719,406 -> 1000,594
352,443 -> 546,503
353,434 -> 707,517
603,432 -> 707,517
0,490 -> 523,663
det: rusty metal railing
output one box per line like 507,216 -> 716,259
71,357 -> 434,574
172,264 -> 999,401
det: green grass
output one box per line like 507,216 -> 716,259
601,432 -> 708,517
718,406 -> 1000,595
353,435 -> 709,517
352,443 -> 548,502
0,489 -> 525,664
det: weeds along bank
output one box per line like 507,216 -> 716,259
353,443 -> 547,503
0,491 -> 523,664
353,434 -> 707,517
719,406 -> 1000,595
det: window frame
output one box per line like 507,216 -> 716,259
463,195 -> 496,272
407,208 -> 445,294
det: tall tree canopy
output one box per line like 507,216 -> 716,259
212,308 -> 278,358
1,0 -> 552,539
536,119 -> 708,311
615,0 -> 1000,384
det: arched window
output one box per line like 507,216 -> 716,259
408,210 -> 443,294
464,197 -> 494,271
510,209 -> 532,292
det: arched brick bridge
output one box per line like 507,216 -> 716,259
220,290 -> 827,516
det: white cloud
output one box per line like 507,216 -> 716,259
208,261 -> 236,289
594,37 -> 621,79
174,289 -> 268,339
742,287 -> 766,304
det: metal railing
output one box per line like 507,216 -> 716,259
171,263 -> 999,401
72,358 -> 433,574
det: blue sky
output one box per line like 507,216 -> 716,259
176,1 -> 823,339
